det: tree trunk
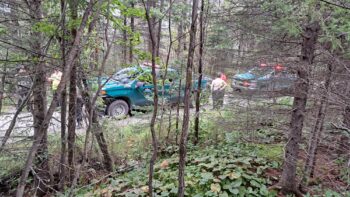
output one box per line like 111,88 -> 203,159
122,15 -> 128,64
178,0 -> 199,196
23,1 -> 50,196
129,2 -> 135,63
339,83 -> 350,158
58,0 -> 67,190
279,20 -> 320,195
176,0 -> 186,58
0,50 -> 8,114
156,0 -> 164,57
303,63 -> 332,182
80,74 -> 114,171
194,0 -> 205,145
16,2 -> 95,196
147,0 -> 156,54
59,86 -> 67,189
67,0 -> 78,182
144,0 -> 159,195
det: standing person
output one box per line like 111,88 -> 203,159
47,69 -> 62,106
220,72 -> 227,82
211,72 -> 227,109
16,66 -> 32,111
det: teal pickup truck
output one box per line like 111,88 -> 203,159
231,64 -> 296,94
99,65 -> 210,117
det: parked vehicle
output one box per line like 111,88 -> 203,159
99,64 -> 210,118
231,64 -> 296,94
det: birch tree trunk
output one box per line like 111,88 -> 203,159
194,0 -> 205,145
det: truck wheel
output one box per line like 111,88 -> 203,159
107,100 -> 129,118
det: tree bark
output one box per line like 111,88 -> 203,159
144,0 -> 159,195
58,0 -> 67,190
122,15 -> 128,64
279,20 -> 320,195
22,1 -> 50,196
303,63 -> 332,182
80,4 -> 114,172
0,50 -> 8,114
176,0 -> 186,58
194,0 -> 205,145
339,82 -> 350,157
156,0 -> 164,57
129,2 -> 135,63
178,0 -> 199,196
146,0 -> 156,54
67,0 -> 78,182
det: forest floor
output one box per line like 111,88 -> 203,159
0,92 -> 348,196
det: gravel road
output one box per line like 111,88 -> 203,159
0,92 -> 276,144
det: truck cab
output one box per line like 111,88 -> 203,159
100,64 -> 209,118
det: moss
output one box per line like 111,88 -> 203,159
251,143 -> 283,161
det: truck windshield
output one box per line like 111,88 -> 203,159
112,67 -> 139,82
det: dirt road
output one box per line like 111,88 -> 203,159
0,92 -> 277,144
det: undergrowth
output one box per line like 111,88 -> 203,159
70,139 -> 283,197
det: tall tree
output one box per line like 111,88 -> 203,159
16,1 -> 95,196
178,0 -> 199,196
67,0 -> 79,182
156,0 -> 164,57
194,0 -> 205,145
129,1 -> 135,63
59,0 -> 68,190
176,0 -> 186,58
122,15 -> 128,64
143,0 -> 159,195
279,8 -> 320,196
23,0 -> 50,195
303,62 -> 333,181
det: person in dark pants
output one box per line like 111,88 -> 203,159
211,72 -> 227,109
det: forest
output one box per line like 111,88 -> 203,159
0,0 -> 349,196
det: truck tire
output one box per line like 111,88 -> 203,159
107,100 -> 129,118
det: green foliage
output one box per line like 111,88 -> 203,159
0,25 -> 7,35
277,96 -> 293,106
78,141 -> 280,196
32,21 -> 57,36
67,18 -> 82,31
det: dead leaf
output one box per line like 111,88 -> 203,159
210,183 -> 221,193
160,160 -> 169,169
141,186 -> 149,193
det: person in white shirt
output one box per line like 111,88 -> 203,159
210,72 -> 227,109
